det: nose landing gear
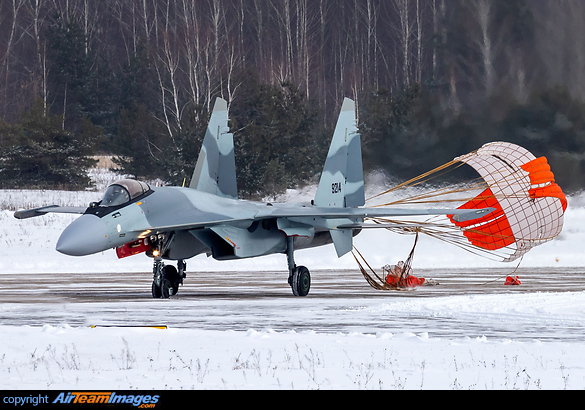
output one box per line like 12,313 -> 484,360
152,258 -> 186,299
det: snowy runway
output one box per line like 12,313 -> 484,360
2,268 -> 585,389
1,268 -> 585,341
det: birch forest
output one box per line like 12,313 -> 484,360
1,0 -> 585,195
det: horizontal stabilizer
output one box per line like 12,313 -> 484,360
450,207 -> 495,222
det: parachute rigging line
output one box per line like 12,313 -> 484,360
353,231 -> 420,291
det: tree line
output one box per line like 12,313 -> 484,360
1,0 -> 585,196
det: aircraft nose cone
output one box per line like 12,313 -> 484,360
56,214 -> 109,256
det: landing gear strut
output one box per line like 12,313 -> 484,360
149,233 -> 186,299
152,257 -> 186,299
286,237 -> 311,297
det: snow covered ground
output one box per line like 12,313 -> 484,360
1,179 -> 584,390
2,324 -> 582,390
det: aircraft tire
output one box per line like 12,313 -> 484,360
151,281 -> 162,298
160,277 -> 173,299
291,266 -> 311,297
161,265 -> 180,298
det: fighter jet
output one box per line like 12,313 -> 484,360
15,97 -> 491,298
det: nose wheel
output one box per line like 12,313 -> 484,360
152,258 -> 186,299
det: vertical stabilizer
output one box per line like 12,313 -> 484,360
314,98 -> 364,208
314,98 -> 364,258
190,97 -> 238,199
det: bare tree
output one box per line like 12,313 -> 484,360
1,0 -> 27,119
236,0 -> 247,67
270,0 -> 294,83
366,0 -> 380,88
154,0 -> 183,137
415,0 -> 423,84
180,0 -> 203,106
22,0 -> 53,115
534,0 -> 585,100
390,0 -> 414,87
431,0 -> 447,77
251,0 -> 264,79
471,0 -> 495,95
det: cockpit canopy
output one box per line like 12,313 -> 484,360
101,179 -> 150,207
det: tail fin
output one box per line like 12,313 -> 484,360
314,98 -> 364,208
190,97 -> 238,199
314,98 -> 364,258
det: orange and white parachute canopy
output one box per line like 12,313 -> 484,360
366,142 -> 567,263
448,142 -> 567,262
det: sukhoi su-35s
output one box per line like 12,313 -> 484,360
15,98 -> 492,298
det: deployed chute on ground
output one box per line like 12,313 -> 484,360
355,142 -> 567,289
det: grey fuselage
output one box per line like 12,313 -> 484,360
56,185 -> 339,261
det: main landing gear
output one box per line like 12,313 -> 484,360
152,258 -> 186,299
286,237 -> 311,297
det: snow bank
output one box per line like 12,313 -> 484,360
2,325 -> 584,390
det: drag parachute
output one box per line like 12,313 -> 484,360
362,142 -> 567,264
448,142 -> 567,262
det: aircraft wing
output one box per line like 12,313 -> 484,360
131,217 -> 258,236
133,206 -> 493,234
256,206 -> 493,222
14,205 -> 87,220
